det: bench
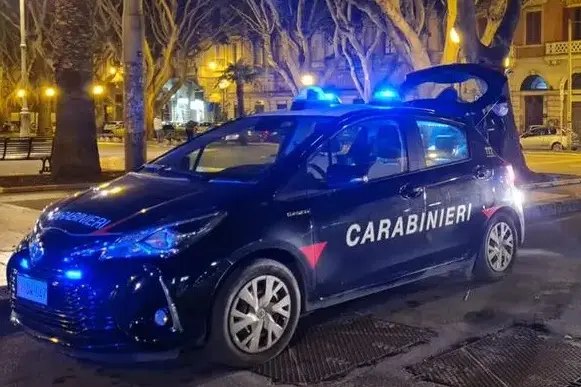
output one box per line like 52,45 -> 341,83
0,137 -> 54,174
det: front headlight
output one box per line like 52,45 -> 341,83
71,212 -> 226,260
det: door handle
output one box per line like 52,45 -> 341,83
400,184 -> 424,199
474,166 -> 492,180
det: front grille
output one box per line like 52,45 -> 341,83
10,269 -> 119,343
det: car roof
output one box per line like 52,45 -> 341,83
253,104 -> 443,120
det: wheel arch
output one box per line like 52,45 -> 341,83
213,243 -> 313,315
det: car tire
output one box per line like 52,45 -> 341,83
552,142 -> 564,151
473,213 -> 518,281
208,259 -> 301,368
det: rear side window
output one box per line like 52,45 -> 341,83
417,120 -> 469,168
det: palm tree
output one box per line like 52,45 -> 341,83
51,0 -> 100,180
219,61 -> 259,118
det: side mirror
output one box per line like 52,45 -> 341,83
327,164 -> 368,188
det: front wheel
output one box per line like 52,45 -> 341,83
473,213 -> 518,281
208,259 -> 301,367
552,142 -> 564,151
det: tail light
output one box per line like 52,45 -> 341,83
505,164 -> 516,186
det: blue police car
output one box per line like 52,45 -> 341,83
7,64 -> 524,367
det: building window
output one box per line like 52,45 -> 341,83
573,8 -> 581,40
254,102 -> 265,113
520,75 -> 549,91
276,103 -> 287,110
525,10 -> 542,45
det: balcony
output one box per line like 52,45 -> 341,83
545,40 -> 581,59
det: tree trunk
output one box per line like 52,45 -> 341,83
37,99 -> 51,137
236,81 -> 245,117
123,0 -> 146,171
52,0 -> 101,180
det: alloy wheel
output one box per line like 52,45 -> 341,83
486,221 -> 515,272
228,275 -> 291,354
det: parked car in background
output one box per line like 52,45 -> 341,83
519,125 -> 579,151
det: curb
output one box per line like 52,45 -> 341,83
521,177 -> 581,190
525,197 -> 581,220
0,183 -> 93,194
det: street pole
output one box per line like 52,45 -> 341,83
19,0 -> 30,137
122,0 -> 146,171
569,18 -> 573,134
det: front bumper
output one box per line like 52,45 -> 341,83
7,254 -> 230,358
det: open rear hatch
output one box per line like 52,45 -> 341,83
399,64 -> 508,116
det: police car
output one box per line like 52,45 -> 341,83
7,64 -> 524,367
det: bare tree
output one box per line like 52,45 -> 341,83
326,0 -> 386,102
97,0 -> 231,136
237,0 -> 337,95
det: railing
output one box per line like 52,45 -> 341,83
546,40 -> 581,55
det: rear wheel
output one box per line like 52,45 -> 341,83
208,259 -> 301,367
473,213 -> 518,281
552,142 -> 564,151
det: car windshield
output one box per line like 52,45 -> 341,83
148,115 -> 335,182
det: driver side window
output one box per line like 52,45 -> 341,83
282,118 -> 408,193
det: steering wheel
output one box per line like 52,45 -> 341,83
308,163 -> 327,180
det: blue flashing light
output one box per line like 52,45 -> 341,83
374,88 -> 399,100
20,258 -> 29,270
64,269 -> 83,280
293,86 -> 342,105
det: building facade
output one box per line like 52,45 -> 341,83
510,0 -> 581,133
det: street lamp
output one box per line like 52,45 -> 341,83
208,61 -> 217,70
301,74 -> 315,86
19,0 -> 30,137
92,85 -> 105,96
16,89 -> 26,98
45,87 -> 56,98
109,66 -> 118,75
219,79 -> 230,120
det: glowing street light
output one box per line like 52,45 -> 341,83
16,89 -> 26,98
45,87 -> 56,98
109,66 -> 118,75
503,57 -> 511,68
208,61 -> 218,70
450,27 -> 461,44
218,79 -> 230,89
301,74 -> 315,86
92,85 -> 105,96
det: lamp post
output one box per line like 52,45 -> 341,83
219,79 -> 230,120
19,0 -> 30,137
300,74 -> 315,86
43,87 -> 56,136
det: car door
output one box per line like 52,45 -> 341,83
305,116 -> 425,298
404,118 -> 487,270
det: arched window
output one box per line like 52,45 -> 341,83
521,75 -> 549,91
564,74 -> 581,90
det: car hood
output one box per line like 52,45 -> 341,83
399,63 -> 507,112
38,171 -> 251,235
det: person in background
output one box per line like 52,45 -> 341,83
162,122 -> 176,145
154,116 -> 163,143
185,120 -> 197,141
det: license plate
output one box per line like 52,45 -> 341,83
16,275 -> 48,305
225,134 -> 239,140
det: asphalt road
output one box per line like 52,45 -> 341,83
2,212 -> 581,386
